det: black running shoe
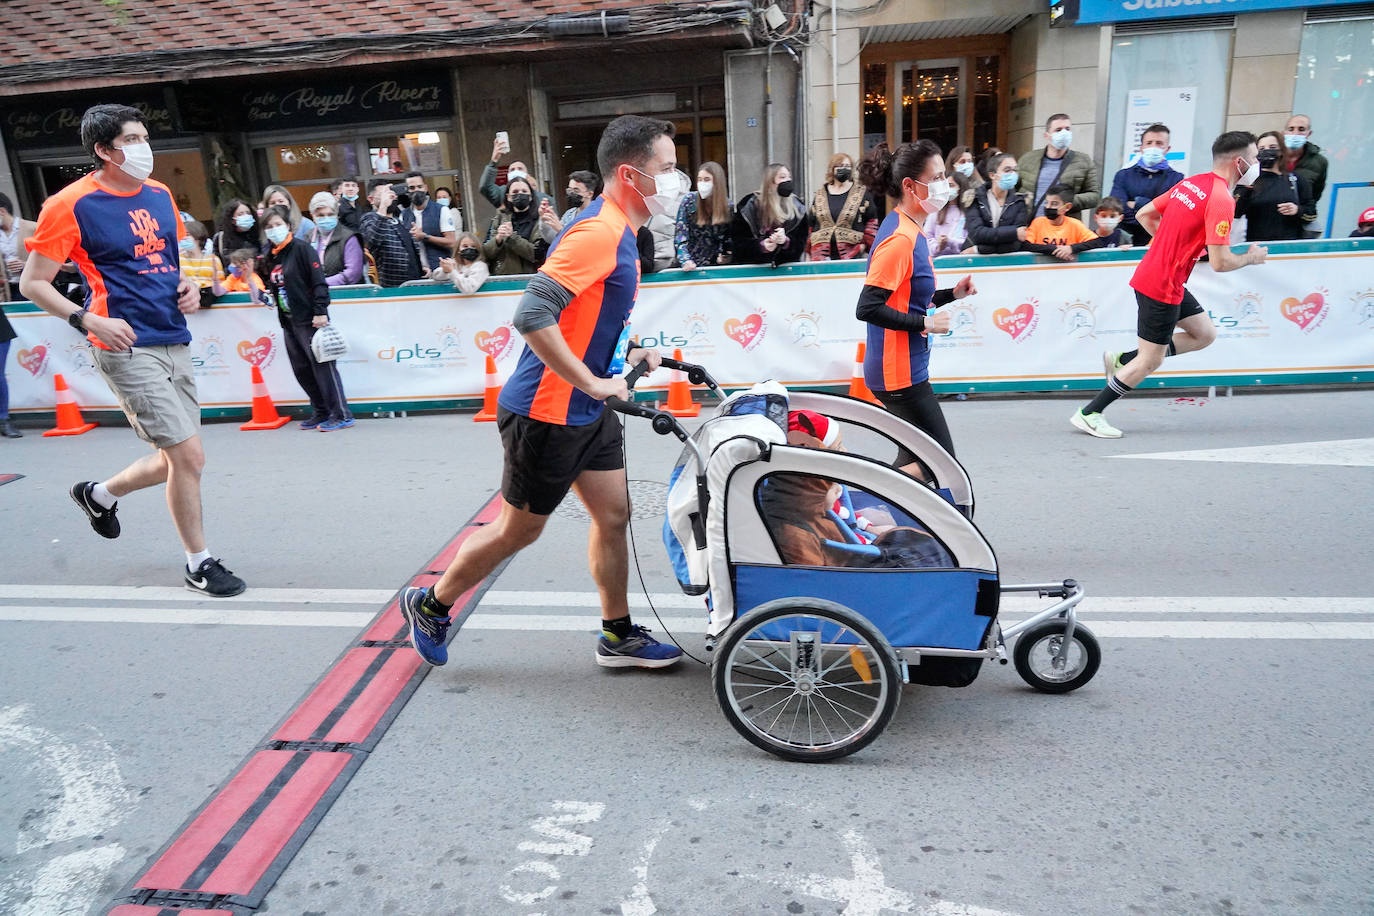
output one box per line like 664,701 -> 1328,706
70,481 -> 120,539
185,558 -> 246,597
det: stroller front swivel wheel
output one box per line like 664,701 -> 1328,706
713,598 -> 900,762
1013,620 -> 1101,693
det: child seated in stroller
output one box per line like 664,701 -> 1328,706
759,409 -> 954,570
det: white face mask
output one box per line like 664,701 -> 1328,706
954,162 -> 975,178
697,180 -> 713,199
1236,156 -> 1260,187
1049,128 -> 1073,151
1097,217 -> 1120,231
114,141 -> 154,182
265,224 -> 291,245
506,169 -> 528,182
633,168 -> 689,218
914,177 -> 954,214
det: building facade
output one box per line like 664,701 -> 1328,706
2,1 -> 1370,239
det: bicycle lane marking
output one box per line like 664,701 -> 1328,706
104,492 -> 506,914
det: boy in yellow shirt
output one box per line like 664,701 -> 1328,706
1021,185 -> 1104,261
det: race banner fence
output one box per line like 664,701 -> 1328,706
5,238 -> 1372,418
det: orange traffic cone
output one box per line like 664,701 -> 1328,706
473,356 -> 500,422
663,348 -> 700,418
239,365 -> 291,430
43,374 -> 98,437
848,343 -> 880,404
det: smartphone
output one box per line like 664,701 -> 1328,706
495,131 -> 510,153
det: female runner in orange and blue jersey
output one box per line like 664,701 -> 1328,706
854,139 -> 976,460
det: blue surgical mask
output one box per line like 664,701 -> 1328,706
265,225 -> 290,245
229,264 -> 244,278
180,237 -> 197,253
315,216 -> 338,233
234,214 -> 255,231
954,162 -> 975,178
1050,128 -> 1072,151
342,193 -> 358,202
1140,147 -> 1167,169
997,171 -> 1018,191
1284,133 -> 1307,151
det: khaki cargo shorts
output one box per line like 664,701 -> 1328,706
91,344 -> 200,449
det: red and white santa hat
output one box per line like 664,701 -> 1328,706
1360,207 -> 1374,226
787,409 -> 840,446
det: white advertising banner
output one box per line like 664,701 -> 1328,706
1123,87 -> 1196,175
5,247 -> 1373,414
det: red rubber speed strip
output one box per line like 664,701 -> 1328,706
108,492 -> 505,913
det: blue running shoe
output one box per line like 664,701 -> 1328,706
318,417 -> 353,432
596,624 -> 682,669
399,586 -> 451,666
299,414 -> 326,430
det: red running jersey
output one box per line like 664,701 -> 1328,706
1130,171 -> 1234,304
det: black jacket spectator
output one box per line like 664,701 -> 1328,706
359,211 -> 422,287
732,192 -> 808,265
1235,170 -> 1315,242
338,197 -> 369,232
1108,161 -> 1185,246
964,185 -> 1031,254
261,237 -> 329,326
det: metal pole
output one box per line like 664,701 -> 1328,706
831,0 -> 840,156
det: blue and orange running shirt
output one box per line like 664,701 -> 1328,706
862,208 -> 936,392
499,196 -> 642,426
26,173 -> 188,350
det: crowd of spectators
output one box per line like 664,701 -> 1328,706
0,114 -> 1364,315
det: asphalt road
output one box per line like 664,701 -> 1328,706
1,387 -> 1371,916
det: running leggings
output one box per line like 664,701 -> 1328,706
0,339 -> 10,420
873,381 -> 954,463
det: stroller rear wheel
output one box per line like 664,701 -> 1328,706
1013,620 -> 1100,693
713,598 -> 900,762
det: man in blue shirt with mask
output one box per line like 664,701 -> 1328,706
1109,122 -> 1185,246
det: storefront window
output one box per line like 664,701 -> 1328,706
1104,29 -> 1232,184
274,142 -> 359,183
913,62 -> 961,153
369,131 -> 452,176
862,40 -> 1007,156
863,62 -> 888,152
972,56 -> 1001,154
1294,18 -> 1374,236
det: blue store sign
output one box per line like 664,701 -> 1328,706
1065,0 -> 1371,25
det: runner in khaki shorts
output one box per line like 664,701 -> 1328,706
19,103 -> 245,596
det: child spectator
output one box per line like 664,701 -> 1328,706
222,248 -> 269,303
1352,207 -> 1374,238
434,232 -> 490,294
260,206 -> 353,432
1091,197 -> 1132,249
179,219 -> 226,307
1021,185 -> 1102,261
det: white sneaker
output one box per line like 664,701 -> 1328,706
1102,350 -> 1123,381
1071,409 -> 1123,439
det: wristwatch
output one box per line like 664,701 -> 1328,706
68,307 -> 89,331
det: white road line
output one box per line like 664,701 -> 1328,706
0,585 -> 396,604
1,587 -> 1366,616
1110,437 -> 1374,467
0,606 -> 1372,638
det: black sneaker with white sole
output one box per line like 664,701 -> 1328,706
185,558 -> 246,597
70,481 -> 120,539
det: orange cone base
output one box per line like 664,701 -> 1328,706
665,400 -> 700,418
473,407 -> 498,422
240,415 -> 291,431
43,421 -> 98,437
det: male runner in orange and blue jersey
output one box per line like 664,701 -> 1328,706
1072,131 -> 1269,439
20,104 -> 246,596
399,115 -> 686,669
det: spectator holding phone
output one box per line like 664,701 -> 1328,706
733,163 -> 808,265
479,133 -> 550,211
359,179 -> 422,287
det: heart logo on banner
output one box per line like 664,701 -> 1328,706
723,314 -> 764,349
1279,292 -> 1325,330
475,327 -> 512,358
993,303 -> 1036,340
16,345 -> 48,376
236,337 -> 273,366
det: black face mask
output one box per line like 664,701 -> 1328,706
459,246 -> 480,260
1044,206 -> 1061,220
410,191 -> 429,208
509,194 -> 531,210
566,190 -> 584,209
833,168 -> 851,183
1257,149 -> 1281,169
776,180 -> 794,198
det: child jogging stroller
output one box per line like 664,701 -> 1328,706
608,361 -> 1100,762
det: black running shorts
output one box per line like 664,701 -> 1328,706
497,406 -> 624,516
1135,288 -> 1206,346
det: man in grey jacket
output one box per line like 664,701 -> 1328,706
1017,113 -> 1100,222
479,135 -> 551,211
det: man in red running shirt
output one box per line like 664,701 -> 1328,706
1071,131 -> 1268,438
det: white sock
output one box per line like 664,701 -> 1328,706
186,549 -> 212,571
90,482 -> 117,509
